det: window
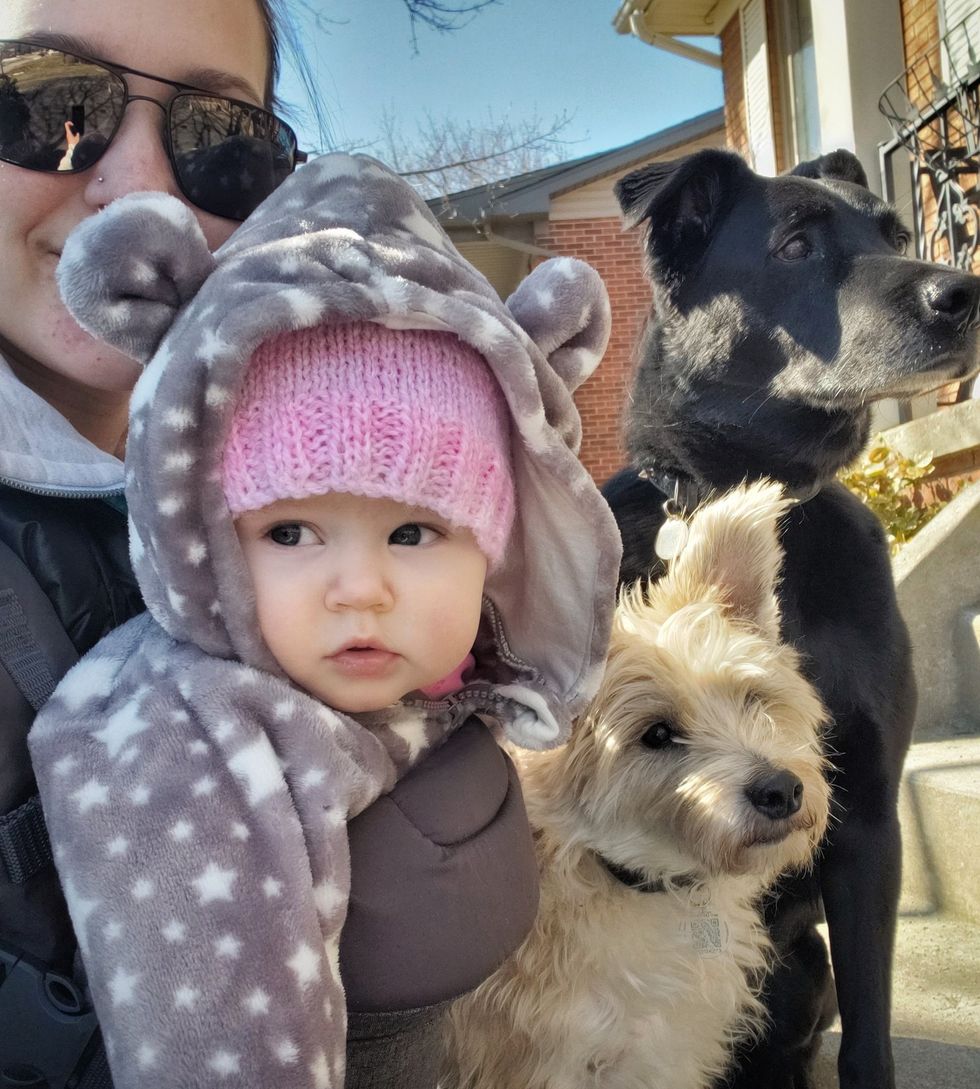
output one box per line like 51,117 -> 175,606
781,0 -> 821,162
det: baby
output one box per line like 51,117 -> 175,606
29,154 -> 621,1089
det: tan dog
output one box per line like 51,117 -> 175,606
445,482 -> 831,1089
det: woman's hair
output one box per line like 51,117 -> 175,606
258,0 -> 330,151
257,0 -> 285,108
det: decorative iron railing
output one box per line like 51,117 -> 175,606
879,10 -> 980,271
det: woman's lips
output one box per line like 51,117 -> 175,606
327,647 -> 399,677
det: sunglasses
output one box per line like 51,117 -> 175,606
0,40 -> 307,221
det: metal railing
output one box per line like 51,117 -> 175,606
879,10 -> 980,271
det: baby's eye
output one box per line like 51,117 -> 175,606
389,523 -> 439,547
267,523 -> 317,547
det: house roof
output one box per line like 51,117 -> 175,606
429,108 -> 725,224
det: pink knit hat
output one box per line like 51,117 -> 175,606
221,321 -> 515,566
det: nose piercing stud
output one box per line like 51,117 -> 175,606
97,176 -> 104,183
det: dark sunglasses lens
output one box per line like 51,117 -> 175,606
0,43 -> 124,171
170,94 -> 297,220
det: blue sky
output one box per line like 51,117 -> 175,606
276,0 -> 723,163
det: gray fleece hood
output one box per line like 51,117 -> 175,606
56,151 -> 620,745
30,154 -> 620,1088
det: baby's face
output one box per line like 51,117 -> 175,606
234,493 -> 488,713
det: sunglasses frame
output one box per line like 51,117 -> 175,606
0,39 -> 308,219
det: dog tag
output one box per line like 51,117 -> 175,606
654,516 -> 689,562
678,886 -> 730,957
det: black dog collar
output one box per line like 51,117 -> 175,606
597,854 -> 698,895
638,467 -> 820,515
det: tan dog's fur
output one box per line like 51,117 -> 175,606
445,482 -> 831,1089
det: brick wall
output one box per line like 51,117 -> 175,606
721,11 -> 750,158
534,217 -> 652,485
901,0 -> 941,66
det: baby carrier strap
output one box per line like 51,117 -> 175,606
0,584 -> 59,882
0,539 -> 111,1089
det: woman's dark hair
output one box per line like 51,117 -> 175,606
256,0 -> 285,108
257,0 -> 329,151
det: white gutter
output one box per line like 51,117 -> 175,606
613,0 -> 724,69
478,223 -> 558,259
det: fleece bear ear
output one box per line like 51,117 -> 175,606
57,193 -> 216,365
506,257 -> 611,394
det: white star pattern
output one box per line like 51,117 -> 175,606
263,877 -> 283,898
186,539 -> 207,565
106,836 -> 129,857
162,919 -> 187,943
131,877 -> 155,900
215,933 -> 241,958
192,862 -> 237,905
208,1051 -> 240,1077
137,1043 -> 157,1070
108,966 -> 139,1006
187,739 -> 208,755
52,754 -> 79,776
193,776 -> 217,797
213,719 -> 236,742
170,820 -> 194,842
275,1039 -> 299,1064
205,383 -> 231,407
72,779 -> 108,813
300,768 -> 326,790
174,985 -> 199,1010
313,880 -> 343,920
197,328 -> 228,365
243,988 -> 270,1015
230,822 -> 250,841
92,696 -> 149,758
55,656 -> 119,711
388,711 -> 427,760
286,942 -> 321,990
228,737 -> 284,806
129,784 -> 150,805
273,700 -> 296,720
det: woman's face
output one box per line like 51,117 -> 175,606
0,0 -> 269,396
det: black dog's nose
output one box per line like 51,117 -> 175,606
922,273 -> 980,328
747,769 -> 804,820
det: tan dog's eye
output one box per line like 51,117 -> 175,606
640,721 -> 677,749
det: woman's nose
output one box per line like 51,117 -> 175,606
83,100 -> 178,209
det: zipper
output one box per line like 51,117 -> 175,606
0,475 -> 124,500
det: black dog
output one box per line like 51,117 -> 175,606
604,148 -> 980,1089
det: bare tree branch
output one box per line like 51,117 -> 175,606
292,1 -> 500,47
378,108 -> 575,199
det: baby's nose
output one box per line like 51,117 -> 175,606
324,558 -> 393,612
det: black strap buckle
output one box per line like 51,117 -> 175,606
0,945 -> 101,1089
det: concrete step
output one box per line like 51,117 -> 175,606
813,913 -> 980,1087
899,737 -> 980,924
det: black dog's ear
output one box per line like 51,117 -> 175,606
790,148 -> 869,189
615,149 -> 748,289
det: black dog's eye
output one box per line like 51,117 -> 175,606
640,721 -> 677,749
894,232 -> 911,256
775,235 -> 811,262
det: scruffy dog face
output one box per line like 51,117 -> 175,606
554,482 -> 830,881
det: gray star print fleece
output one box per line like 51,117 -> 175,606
29,153 -> 621,1088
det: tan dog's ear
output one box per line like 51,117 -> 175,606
665,480 -> 790,639
57,193 -> 216,365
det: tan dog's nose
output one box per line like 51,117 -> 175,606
746,769 -> 803,820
